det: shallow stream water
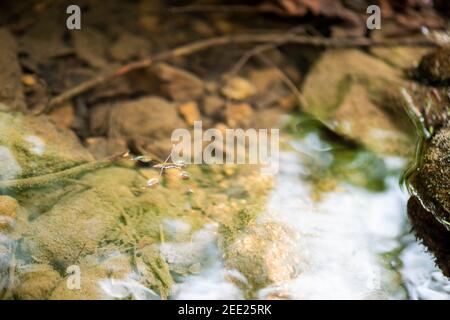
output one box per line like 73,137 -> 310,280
171,132 -> 450,300
2,121 -> 449,300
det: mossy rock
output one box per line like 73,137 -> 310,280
12,264 -> 62,299
17,167 -> 178,299
136,245 -> 174,299
49,254 -> 134,300
408,126 -> 450,231
19,167 -> 137,268
0,111 -> 93,181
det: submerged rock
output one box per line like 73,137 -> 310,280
49,254 -> 134,300
178,101 -> 201,126
19,167 -> 137,268
16,167 -> 179,299
221,77 -> 256,101
89,96 -> 185,158
154,63 -> 205,102
12,264 -> 62,300
0,111 -> 93,180
0,29 -> 26,112
224,222 -> 303,290
301,49 -> 416,156
108,96 -> 185,140
0,195 -> 19,231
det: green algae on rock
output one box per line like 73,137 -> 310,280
19,168 -> 137,268
0,195 -> 19,231
0,29 -> 26,113
0,111 -> 93,181
49,254 -> 134,300
12,264 -> 62,300
8,156 -> 274,299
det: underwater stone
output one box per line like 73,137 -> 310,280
0,195 -> 19,231
19,168 -> 137,268
224,222 -> 303,289
13,264 -> 62,299
301,49 -> 414,156
0,112 -> 93,180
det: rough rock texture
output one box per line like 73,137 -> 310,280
402,83 -> 450,134
406,47 -> 450,278
409,127 -> 450,230
408,196 -> 450,277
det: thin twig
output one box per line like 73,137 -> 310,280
43,33 -> 437,113
256,51 -> 308,108
0,154 -> 123,190
226,42 -> 283,78
169,4 -> 286,15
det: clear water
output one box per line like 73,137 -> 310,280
170,134 -> 450,300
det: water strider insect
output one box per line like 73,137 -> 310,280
132,155 -> 154,163
153,154 -> 186,176
180,171 -> 190,180
123,151 -> 190,191
122,151 -> 193,192
146,178 -> 160,188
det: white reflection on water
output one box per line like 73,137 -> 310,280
172,136 -> 450,300
166,223 -> 244,300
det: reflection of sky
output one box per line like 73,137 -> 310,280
255,140 -> 449,300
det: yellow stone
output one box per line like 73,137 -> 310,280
178,101 -> 201,126
0,195 -> 18,230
